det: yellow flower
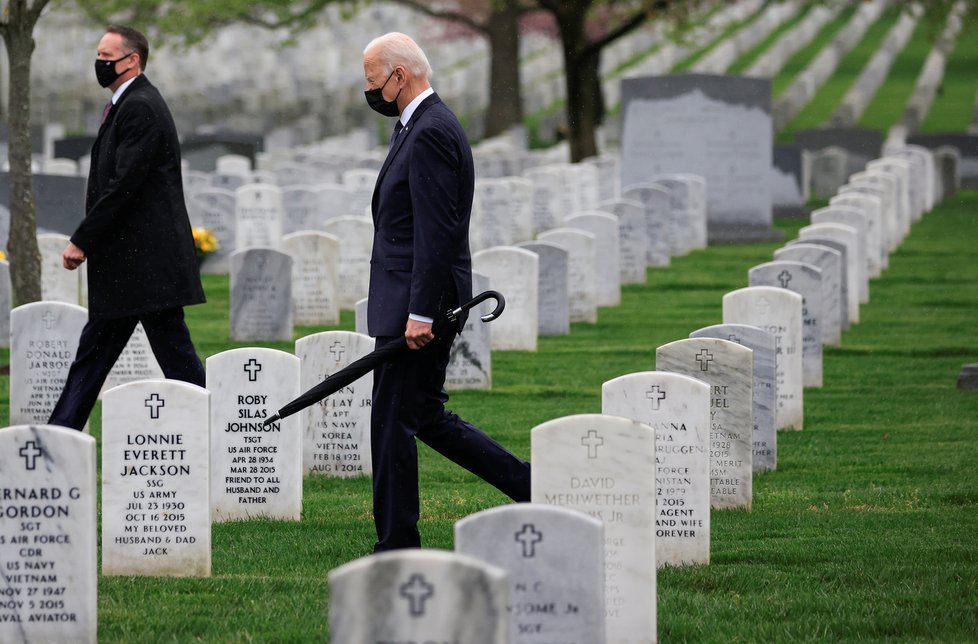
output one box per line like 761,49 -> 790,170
0,250 -> 6,261
192,227 -> 219,257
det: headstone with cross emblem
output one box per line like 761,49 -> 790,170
295,331 -> 374,476
656,338 -> 754,510
0,424 -> 97,643
774,243 -> 845,342
328,549 -> 509,643
531,413 -> 656,643
622,182 -> 673,267
10,302 -> 87,428
445,271 -> 495,390
234,183 -> 283,250
724,286 -> 804,431
536,229 -> 597,324
455,504 -> 605,643
229,248 -> 293,341
749,261 -> 824,388
602,371 -> 711,565
0,259 -> 9,348
206,348 -> 302,520
322,216 -> 373,310
280,231 -> 340,326
472,247 -> 539,351
101,380 -> 211,576
692,324 -> 778,472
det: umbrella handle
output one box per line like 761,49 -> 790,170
442,290 -> 506,325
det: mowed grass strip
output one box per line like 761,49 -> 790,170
726,3 -> 816,76
858,3 -> 953,132
3,190 -> 976,641
770,2 -> 858,99
920,18 -> 978,132
781,4 -> 903,136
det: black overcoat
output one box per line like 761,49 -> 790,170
71,74 -> 205,319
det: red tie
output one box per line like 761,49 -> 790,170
101,101 -> 112,124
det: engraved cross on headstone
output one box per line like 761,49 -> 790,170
646,385 -> 666,410
329,341 -> 345,362
244,358 -> 262,382
727,333 -> 742,345
695,349 -> 714,372
514,523 -> 543,558
42,310 -> 57,330
19,441 -> 43,470
581,429 -> 604,459
778,270 -> 792,289
144,393 -> 165,419
399,574 -> 434,617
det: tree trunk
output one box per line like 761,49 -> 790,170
483,2 -> 524,138
556,10 -> 599,162
3,2 -> 44,305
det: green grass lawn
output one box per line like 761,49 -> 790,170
726,4 -> 815,77
920,20 -> 978,133
770,3 -> 858,99
4,191 -> 975,641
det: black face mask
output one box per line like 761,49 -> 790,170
95,54 -> 131,88
364,69 -> 401,117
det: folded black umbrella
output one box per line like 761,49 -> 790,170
263,290 -> 506,426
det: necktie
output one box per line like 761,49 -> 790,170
101,101 -> 113,125
388,120 -> 403,152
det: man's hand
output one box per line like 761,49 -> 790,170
63,242 -> 87,270
404,318 -> 434,350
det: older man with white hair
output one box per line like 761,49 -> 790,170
362,32 -> 531,552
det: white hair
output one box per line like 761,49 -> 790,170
364,32 -> 433,79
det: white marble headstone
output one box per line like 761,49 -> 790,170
0,260 -> 9,348
295,331 -> 374,476
691,324 -> 778,472
234,183 -> 283,250
799,222 -> 863,316
455,504 -> 605,643
656,338 -> 753,509
622,182 -> 672,267
602,372 -> 711,565
99,322 -> 165,397
565,211 -> 622,307
206,348 -> 302,521
37,233 -> 79,304
596,197 -> 648,285
531,413 -> 656,643
516,242 -> 570,336
329,549 -> 508,644
749,261 -> 824,388
826,194 -> 884,278
471,179 -> 515,252
0,425 -> 97,644
472,247 -> 538,351
281,186 -> 323,235
101,380 -> 211,576
229,248 -> 293,341
773,244 -> 845,342
281,231 -> 340,326
536,228 -> 597,324
188,187 -> 236,274
321,216 -> 373,310
723,286 -> 804,430
446,272 -> 495,390
10,302 -> 87,427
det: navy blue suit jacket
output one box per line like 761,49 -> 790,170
367,93 -> 474,338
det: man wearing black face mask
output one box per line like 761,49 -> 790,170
362,32 -> 531,552
49,25 -> 206,431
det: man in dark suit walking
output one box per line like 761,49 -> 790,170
49,25 -> 206,431
363,32 -> 531,552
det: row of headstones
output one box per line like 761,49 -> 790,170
773,0 -> 888,131
0,153 -> 942,644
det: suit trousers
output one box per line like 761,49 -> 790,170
370,331 -> 531,552
48,307 -> 205,430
